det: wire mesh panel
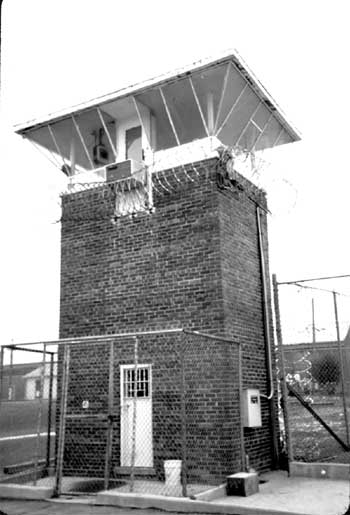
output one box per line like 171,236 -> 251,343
111,333 -> 185,496
287,389 -> 349,463
57,340 -> 111,494
183,332 -> 240,486
0,344 -> 57,485
109,331 -> 240,497
275,275 -> 350,465
283,345 -> 350,463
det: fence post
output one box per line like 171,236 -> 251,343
272,274 -> 294,467
180,333 -> 187,497
46,352 -> 55,471
104,340 -> 115,490
333,291 -> 350,445
129,336 -> 138,493
238,343 -> 246,471
33,344 -> 46,485
0,346 -> 4,437
55,345 -> 70,496
8,347 -> 13,401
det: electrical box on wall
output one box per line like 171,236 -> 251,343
243,389 -> 262,428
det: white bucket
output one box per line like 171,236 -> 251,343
164,459 -> 182,488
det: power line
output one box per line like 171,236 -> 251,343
283,281 -> 350,299
278,274 -> 350,285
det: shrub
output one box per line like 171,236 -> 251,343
311,354 -> 340,394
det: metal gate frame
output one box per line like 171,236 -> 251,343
0,343 -> 56,484
54,340 -> 115,495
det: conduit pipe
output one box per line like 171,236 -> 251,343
256,206 -> 274,400
256,206 -> 279,466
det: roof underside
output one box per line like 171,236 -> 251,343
14,49 -> 300,172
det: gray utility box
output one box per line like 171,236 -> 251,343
242,388 -> 262,428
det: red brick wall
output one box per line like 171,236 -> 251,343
59,158 -> 276,479
60,163 -> 223,336
218,185 -> 277,471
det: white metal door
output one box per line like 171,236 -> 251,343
120,364 -> 153,467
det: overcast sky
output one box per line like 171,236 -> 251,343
1,0 -> 349,345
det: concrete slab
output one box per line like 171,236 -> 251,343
194,484 -> 226,502
215,471 -> 350,515
0,499 -> 52,515
0,483 -> 54,500
1,471 -> 349,515
35,476 -> 212,497
0,498 -> 183,515
94,471 -> 350,515
290,460 -> 350,480
95,490 -> 298,514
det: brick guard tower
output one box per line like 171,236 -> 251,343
15,50 -> 300,485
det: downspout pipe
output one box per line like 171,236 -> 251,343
256,206 -> 279,466
256,206 -> 274,400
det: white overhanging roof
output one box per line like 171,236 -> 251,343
14,49 -> 301,173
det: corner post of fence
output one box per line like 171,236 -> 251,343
104,340 -> 115,491
46,352 -> 55,470
55,344 -> 70,497
333,291 -> 350,445
238,342 -> 246,471
180,331 -> 187,497
272,274 -> 294,468
33,344 -> 46,485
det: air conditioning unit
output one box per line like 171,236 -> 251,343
106,159 -> 144,182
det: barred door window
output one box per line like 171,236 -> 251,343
123,367 -> 150,398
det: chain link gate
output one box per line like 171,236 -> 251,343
55,339 -> 113,495
0,344 -> 57,485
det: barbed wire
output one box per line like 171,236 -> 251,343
31,141 -> 299,226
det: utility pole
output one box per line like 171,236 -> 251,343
311,298 -> 316,343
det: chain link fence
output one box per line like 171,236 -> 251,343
273,275 -> 350,466
0,329 -> 241,498
0,344 -> 57,485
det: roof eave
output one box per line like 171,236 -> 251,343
14,48 -> 301,143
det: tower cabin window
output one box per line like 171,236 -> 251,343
125,126 -> 142,162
